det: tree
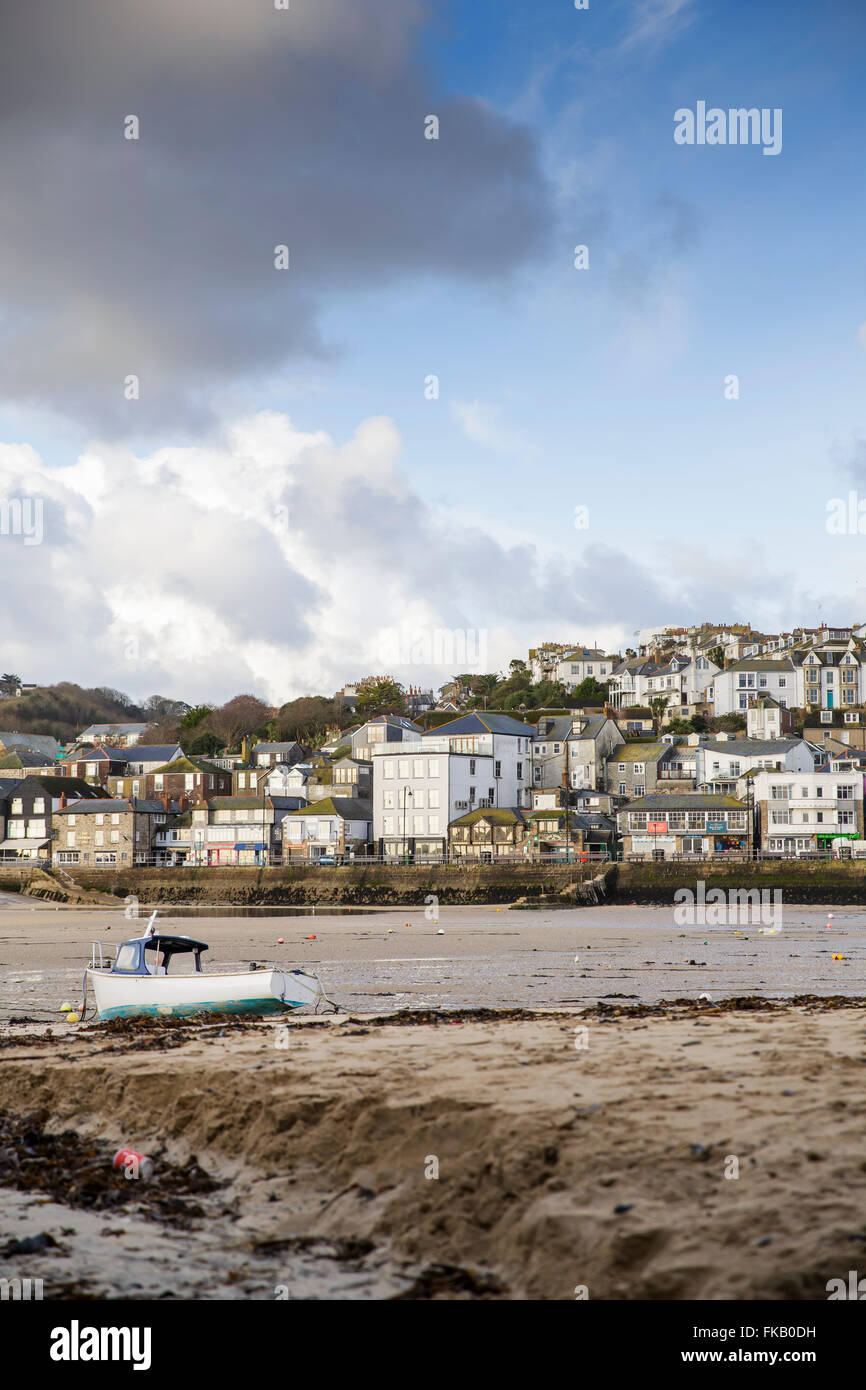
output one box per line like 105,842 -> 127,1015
0,673 -> 21,696
569,676 -> 609,707
204,694 -> 273,749
143,695 -> 189,719
648,696 -> 669,736
187,730 -> 224,757
181,704 -> 214,730
272,695 -> 342,745
354,676 -> 406,717
141,717 -> 183,745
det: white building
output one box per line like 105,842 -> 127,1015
753,769 -> 864,855
371,712 -> 534,859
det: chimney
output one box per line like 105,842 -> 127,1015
59,792 -> 67,809
162,793 -> 171,812
179,795 -> 189,812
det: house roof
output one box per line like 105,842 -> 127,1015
149,756 -> 226,775
252,742 -> 301,753
16,776 -> 104,797
0,749 -> 52,769
449,807 -> 526,827
79,722 -> 147,737
701,738 -> 801,756
608,742 -> 666,764
621,793 -> 745,811
62,745 -> 130,763
0,732 -> 59,756
424,712 -> 533,738
124,745 -> 184,761
285,797 -> 372,820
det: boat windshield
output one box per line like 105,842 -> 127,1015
114,943 -> 140,973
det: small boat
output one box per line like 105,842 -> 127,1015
83,912 -> 336,1021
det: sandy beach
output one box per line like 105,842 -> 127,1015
2,897 -> 866,1300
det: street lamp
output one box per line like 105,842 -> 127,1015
401,785 -> 413,863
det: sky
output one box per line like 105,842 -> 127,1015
1,0 -> 865,705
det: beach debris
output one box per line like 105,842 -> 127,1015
2,1232 -> 57,1256
832,953 -> 845,960
277,938 -> 285,945
59,1001 -> 73,1013
437,928 -> 444,935
690,1144 -> 710,1160
306,934 -> 316,940
113,1147 -> 155,1182
698,992 -> 712,1002
755,1235 -> 773,1247
65,1012 -> 81,1024
574,955 -> 579,963
613,1203 -> 633,1214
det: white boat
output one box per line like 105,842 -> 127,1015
84,912 -> 335,1021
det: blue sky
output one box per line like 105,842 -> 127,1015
1,0 -> 865,700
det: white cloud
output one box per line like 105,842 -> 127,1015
0,410 -> 855,706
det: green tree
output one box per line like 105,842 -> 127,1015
354,676 -> 406,716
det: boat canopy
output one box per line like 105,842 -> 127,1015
111,934 -> 209,976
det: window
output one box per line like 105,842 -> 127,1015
33,798 -> 45,813
771,786 -> 790,799
837,785 -> 854,799
398,760 -> 410,779
428,816 -> 440,835
67,831 -> 76,847
469,759 -> 476,775
428,760 -> 439,778
469,787 -> 476,802
383,761 -> 394,779
488,787 -> 495,802
67,814 -> 76,826
494,760 -> 501,778
771,810 -> 791,825
618,783 -> 626,796
839,809 -> 855,825
428,790 -> 440,809
94,831 -> 104,845
412,815 -> 424,835
517,763 -> 523,779
413,759 -> 424,778
634,763 -> 645,775
779,677 -> 786,688
413,789 -> 424,809
382,789 -> 394,809
634,784 -> 645,797
110,830 -> 120,843
95,814 -> 104,826
383,816 -> 395,836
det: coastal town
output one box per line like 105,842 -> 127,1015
3,619 -> 866,870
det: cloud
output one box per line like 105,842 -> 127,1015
617,0 -> 696,55
0,410 -> 852,703
450,399 -> 530,455
0,0 -> 553,433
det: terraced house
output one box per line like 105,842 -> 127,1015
448,807 -> 528,861
618,793 -> 750,859
53,797 -> 167,866
0,776 -> 102,862
752,770 -> 864,855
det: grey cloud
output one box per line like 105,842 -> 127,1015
0,0 -> 553,432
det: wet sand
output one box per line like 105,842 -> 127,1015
2,895 -> 866,1300
0,897 -> 864,1021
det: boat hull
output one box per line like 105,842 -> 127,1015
87,967 -> 322,1021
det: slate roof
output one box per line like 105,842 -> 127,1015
425,712 -> 534,738
701,739 -> 802,756
449,807 -> 526,827
285,797 -> 372,820
621,794 -> 745,811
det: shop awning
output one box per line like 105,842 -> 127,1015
0,838 -> 50,850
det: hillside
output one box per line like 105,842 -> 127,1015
0,683 -> 145,743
